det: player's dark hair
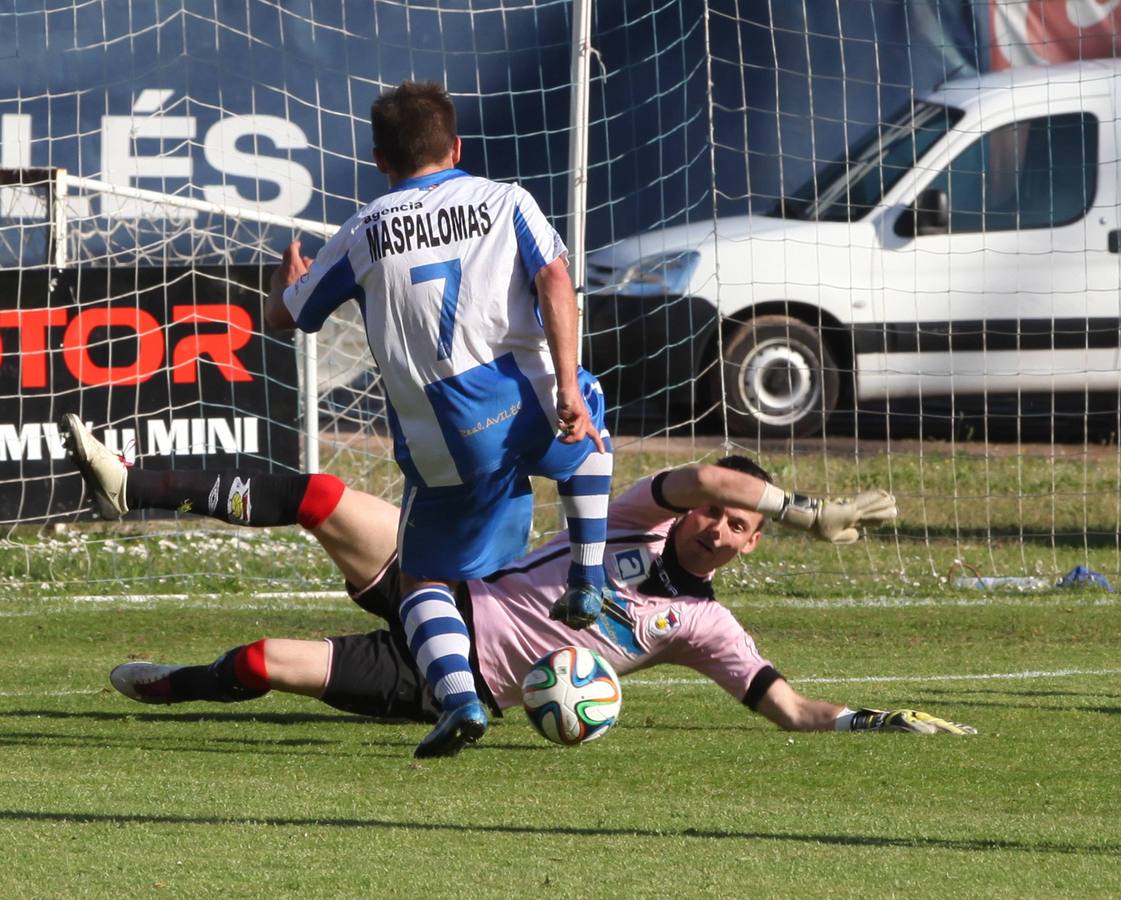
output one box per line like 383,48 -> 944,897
371,81 -> 457,176
715,454 -> 773,484
714,455 -> 772,533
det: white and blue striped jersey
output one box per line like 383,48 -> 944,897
283,168 -> 568,488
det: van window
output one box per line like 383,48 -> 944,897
927,113 -> 1097,233
778,102 -> 963,222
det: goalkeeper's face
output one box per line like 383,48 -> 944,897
673,504 -> 764,577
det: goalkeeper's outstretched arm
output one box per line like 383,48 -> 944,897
755,678 -> 976,735
659,462 -> 897,545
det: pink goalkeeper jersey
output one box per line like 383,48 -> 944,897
467,475 -> 773,710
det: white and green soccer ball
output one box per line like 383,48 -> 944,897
521,645 -> 622,746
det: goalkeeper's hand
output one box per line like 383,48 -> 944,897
774,489 -> 897,544
849,708 -> 977,735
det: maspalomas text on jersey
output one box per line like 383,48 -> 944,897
364,202 -> 494,262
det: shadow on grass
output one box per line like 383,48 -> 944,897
903,697 -> 1121,716
0,730 -> 550,759
924,687 -> 1121,699
5,707 -> 753,742
0,730 -> 341,752
0,708 -> 395,726
0,808 -> 1116,856
0,710 -> 553,754
916,685 -> 1121,707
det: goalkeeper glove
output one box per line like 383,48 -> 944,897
758,484 -> 897,544
846,708 -> 977,735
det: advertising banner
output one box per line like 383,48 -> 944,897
989,0 -> 1121,69
0,266 -> 299,521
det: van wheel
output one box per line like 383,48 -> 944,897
713,315 -> 839,438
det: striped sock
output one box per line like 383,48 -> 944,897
400,585 -> 478,710
558,439 -> 613,590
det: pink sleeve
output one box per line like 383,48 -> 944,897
667,603 -> 774,703
607,473 -> 680,533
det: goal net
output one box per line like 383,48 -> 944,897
2,0 -> 1120,596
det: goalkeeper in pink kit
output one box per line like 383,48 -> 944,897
63,417 -> 976,740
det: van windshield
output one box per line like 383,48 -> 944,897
775,101 -> 964,222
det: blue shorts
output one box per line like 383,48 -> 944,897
397,369 -> 607,581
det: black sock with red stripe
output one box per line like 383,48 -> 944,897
124,470 -> 344,528
167,640 -> 271,702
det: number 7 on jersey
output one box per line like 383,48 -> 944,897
410,259 -> 463,361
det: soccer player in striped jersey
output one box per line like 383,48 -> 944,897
263,82 -> 613,756
63,418 -> 976,740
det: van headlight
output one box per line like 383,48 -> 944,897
618,250 -> 700,296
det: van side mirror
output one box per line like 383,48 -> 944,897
914,188 -> 949,235
895,187 -> 949,238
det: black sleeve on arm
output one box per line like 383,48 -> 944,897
742,665 -> 785,711
651,471 -> 693,514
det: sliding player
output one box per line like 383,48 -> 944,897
62,416 -> 976,745
263,81 -> 611,756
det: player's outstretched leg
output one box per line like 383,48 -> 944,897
549,435 -> 614,629
401,583 -> 489,757
110,662 -> 184,703
110,641 -> 272,705
61,414 -> 344,528
61,413 -> 129,519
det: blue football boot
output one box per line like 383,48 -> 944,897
548,584 -> 604,630
414,699 -> 489,758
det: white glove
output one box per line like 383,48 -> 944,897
766,488 -> 897,544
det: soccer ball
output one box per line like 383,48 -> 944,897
521,645 -> 622,746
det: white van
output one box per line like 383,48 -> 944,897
583,58 -> 1121,437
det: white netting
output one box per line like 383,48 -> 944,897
2,0 -> 1120,595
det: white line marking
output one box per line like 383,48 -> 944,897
726,595 -> 1119,610
0,591 -> 354,616
0,591 -> 348,604
0,603 -> 353,618
795,667 -> 1121,685
61,591 -> 350,603
625,668 -> 1121,688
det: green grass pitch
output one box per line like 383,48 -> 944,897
1,570 -> 1119,897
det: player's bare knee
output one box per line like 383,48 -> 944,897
262,638 -> 331,696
